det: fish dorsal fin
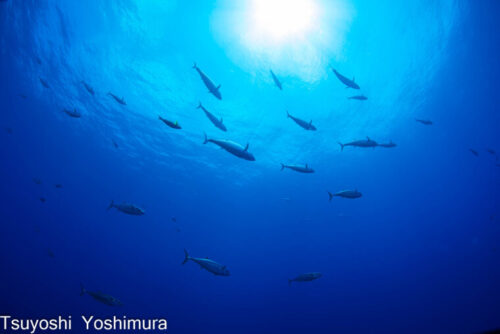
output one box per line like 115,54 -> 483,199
175,121 -> 178,126
309,120 -> 312,125
306,163 -> 308,168
244,143 -> 249,151
366,136 -> 370,141
216,84 -> 221,90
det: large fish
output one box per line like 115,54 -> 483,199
193,63 -> 221,100
288,272 -> 322,285
182,249 -> 230,276
159,116 -> 181,129
107,201 -> 145,215
203,133 -> 255,161
286,111 -> 316,131
280,163 -> 314,173
328,190 -> 362,200
338,137 -> 378,151
197,102 -> 226,131
80,284 -> 122,306
331,68 -> 360,89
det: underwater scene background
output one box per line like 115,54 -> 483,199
0,0 -> 499,333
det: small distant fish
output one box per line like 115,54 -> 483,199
378,141 -> 397,148
182,249 -> 230,276
338,137 -> 378,151
33,178 -> 42,185
270,70 -> 282,90
176,228 -> 181,233
348,95 -> 367,100
81,81 -> 95,95
280,163 -> 314,173
469,149 -> 479,157
5,127 -> 13,135
80,284 -> 122,306
54,184 -> 63,189
159,116 -> 181,129
107,92 -> 126,105
331,68 -> 360,89
286,111 -> 316,131
203,133 -> 255,161
171,217 -> 177,222
415,118 -> 433,125
63,108 -> 81,118
486,149 -> 496,155
107,200 -> 144,215
328,190 -> 362,200
39,197 -> 46,203
288,272 -> 322,285
192,63 -> 222,100
39,77 -> 50,88
112,140 -> 119,149
19,94 -> 27,99
47,248 -> 55,258
35,56 -> 42,65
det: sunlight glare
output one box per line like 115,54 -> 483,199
250,0 -> 318,42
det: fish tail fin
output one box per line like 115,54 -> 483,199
158,115 -> 163,121
192,62 -> 197,69
286,110 -> 290,118
288,279 -> 292,286
203,133 -> 208,144
328,191 -> 334,201
182,249 -> 190,265
280,163 -> 285,171
197,102 -> 202,109
338,142 -> 344,151
107,200 -> 114,210
80,283 -> 86,296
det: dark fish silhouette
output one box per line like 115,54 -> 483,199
288,272 -> 322,285
193,63 -> 221,100
39,197 -> 46,203
107,92 -> 126,105
197,102 -> 226,132
469,149 -> 479,157
331,68 -> 360,89
159,116 -> 181,129
338,137 -> 378,151
54,184 -> 63,189
81,81 -> 95,95
63,108 -> 81,118
286,111 -> 316,131
80,284 -> 122,306
39,77 -> 50,88
415,119 -> 433,125
348,95 -> 367,100
270,70 -> 282,90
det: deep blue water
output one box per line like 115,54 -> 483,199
1,1 -> 499,333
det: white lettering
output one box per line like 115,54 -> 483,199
81,315 -> 93,330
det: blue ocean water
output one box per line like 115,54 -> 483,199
0,0 -> 499,333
